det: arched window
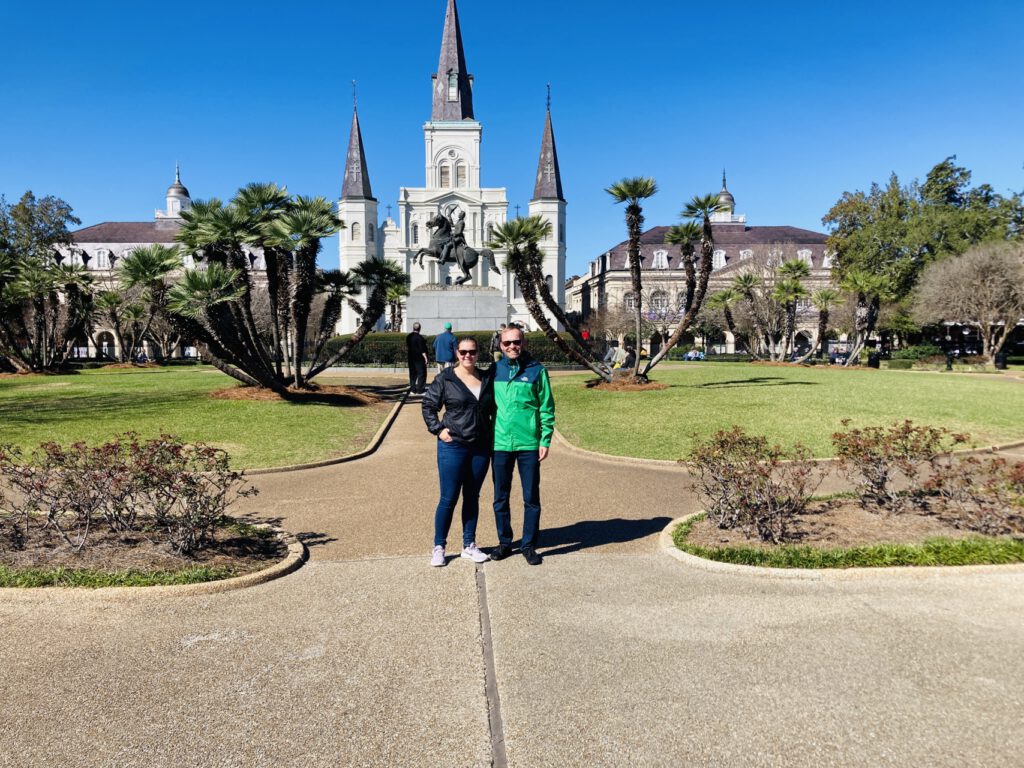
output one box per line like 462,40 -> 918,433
456,163 -> 467,188
448,73 -> 458,101
368,223 -> 375,242
439,164 -> 451,188
412,224 -> 419,245
651,290 -> 669,311
351,222 -> 361,241
486,223 -> 495,243
623,292 -> 637,311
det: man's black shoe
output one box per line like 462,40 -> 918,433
521,546 -> 542,566
489,544 -> 513,561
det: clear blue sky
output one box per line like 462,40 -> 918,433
2,0 -> 1022,277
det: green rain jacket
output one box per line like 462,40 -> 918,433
490,353 -> 555,451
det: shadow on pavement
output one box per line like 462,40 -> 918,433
540,516 -> 672,556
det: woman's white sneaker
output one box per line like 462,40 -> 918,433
431,545 -> 446,567
461,543 -> 488,563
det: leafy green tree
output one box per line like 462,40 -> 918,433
0,192 -> 93,372
706,288 -> 743,348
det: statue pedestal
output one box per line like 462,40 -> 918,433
407,285 -> 507,334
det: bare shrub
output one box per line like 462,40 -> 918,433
0,435 -> 257,556
925,455 -> 1024,535
684,427 -> 822,543
831,420 -> 968,512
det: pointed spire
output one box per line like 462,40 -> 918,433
175,162 -> 181,184
431,0 -> 474,121
341,107 -> 375,201
532,96 -> 564,201
722,168 -> 727,190
717,168 -> 735,212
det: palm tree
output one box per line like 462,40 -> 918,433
706,288 -> 743,349
606,176 -> 657,378
489,218 -> 611,380
771,277 -> 808,359
840,269 -> 889,365
796,287 -> 840,363
642,195 -> 724,375
731,271 -> 772,358
665,221 -> 702,316
117,244 -> 182,359
307,259 -> 408,379
386,283 -> 409,331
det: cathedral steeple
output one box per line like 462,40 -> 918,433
431,0 -> 474,121
342,106 -> 374,201
531,91 -> 564,202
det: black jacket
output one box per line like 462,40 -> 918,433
421,367 -> 494,447
406,331 -> 427,361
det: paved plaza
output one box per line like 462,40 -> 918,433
2,388 -> 1023,767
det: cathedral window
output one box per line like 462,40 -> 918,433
368,223 -> 375,242
448,73 -> 458,101
351,222 -> 361,241
412,224 -> 419,245
456,164 -> 466,188
439,164 -> 451,188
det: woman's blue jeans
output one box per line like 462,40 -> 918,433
434,439 -> 491,548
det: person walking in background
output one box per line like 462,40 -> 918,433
488,325 -> 555,566
406,322 -> 429,394
489,323 -> 506,363
421,336 -> 494,567
433,322 -> 457,371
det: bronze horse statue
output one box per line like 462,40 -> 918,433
415,212 -> 501,285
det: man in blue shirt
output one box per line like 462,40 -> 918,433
433,322 -> 457,371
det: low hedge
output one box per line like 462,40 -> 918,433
325,331 -> 584,366
891,344 -> 943,360
885,359 -> 914,370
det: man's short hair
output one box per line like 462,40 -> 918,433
500,325 -> 525,342
413,322 -> 421,331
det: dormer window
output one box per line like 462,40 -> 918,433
713,249 -> 726,270
652,249 -> 668,269
447,73 -> 458,101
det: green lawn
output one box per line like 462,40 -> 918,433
0,367 -> 391,469
551,363 -> 1024,460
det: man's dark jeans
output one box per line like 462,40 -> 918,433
492,449 -> 541,548
408,357 -> 426,393
434,439 -> 490,548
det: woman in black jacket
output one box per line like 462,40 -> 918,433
421,336 -> 494,567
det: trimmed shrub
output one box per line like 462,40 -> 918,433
885,359 -> 914,370
892,344 -> 942,360
324,331 -> 582,366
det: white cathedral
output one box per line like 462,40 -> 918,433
336,0 -> 567,334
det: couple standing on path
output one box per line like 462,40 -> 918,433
421,325 -> 555,567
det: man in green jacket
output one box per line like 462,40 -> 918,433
488,325 -> 555,566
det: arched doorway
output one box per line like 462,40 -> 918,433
95,331 -> 116,360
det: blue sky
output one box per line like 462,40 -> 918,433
2,0 -> 1022,277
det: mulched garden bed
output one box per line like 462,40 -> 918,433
210,384 -> 381,405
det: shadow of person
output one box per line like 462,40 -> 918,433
538,516 -> 672,557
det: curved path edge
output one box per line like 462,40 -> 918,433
554,428 -> 1024,468
659,513 -> 1024,581
0,532 -> 308,599
246,390 -> 408,475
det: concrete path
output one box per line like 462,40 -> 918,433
3,384 -> 1024,767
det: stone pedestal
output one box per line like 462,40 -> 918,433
407,285 -> 508,334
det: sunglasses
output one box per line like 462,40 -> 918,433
500,339 -> 523,347
457,349 -> 478,356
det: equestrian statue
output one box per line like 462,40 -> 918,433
415,204 -> 501,285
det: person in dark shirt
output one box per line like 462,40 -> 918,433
406,322 -> 429,394
421,336 -> 495,567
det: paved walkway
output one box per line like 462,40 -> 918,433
3,386 -> 1024,767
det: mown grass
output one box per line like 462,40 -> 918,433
0,564 -> 238,588
671,513 -> 1024,568
552,363 -> 1024,459
0,367 -> 389,468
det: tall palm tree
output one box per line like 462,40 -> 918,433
771,277 -> 809,359
117,244 -> 182,359
664,221 -> 702,316
840,269 -> 889,365
731,271 -> 772,358
642,195 -> 724,375
796,287 -> 840,363
606,176 -> 657,378
386,283 -> 409,331
489,218 -> 611,380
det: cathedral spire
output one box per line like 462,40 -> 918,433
341,107 -> 374,201
431,0 -> 474,121
531,97 -> 564,202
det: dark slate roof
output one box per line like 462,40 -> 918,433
431,0 -> 474,121
72,221 -> 182,244
532,110 -> 564,201
341,108 -> 375,200
603,225 -> 829,270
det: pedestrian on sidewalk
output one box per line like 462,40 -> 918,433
421,336 -> 495,567
433,322 -> 457,372
488,325 -> 555,566
406,322 -> 429,394
489,323 -> 506,363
